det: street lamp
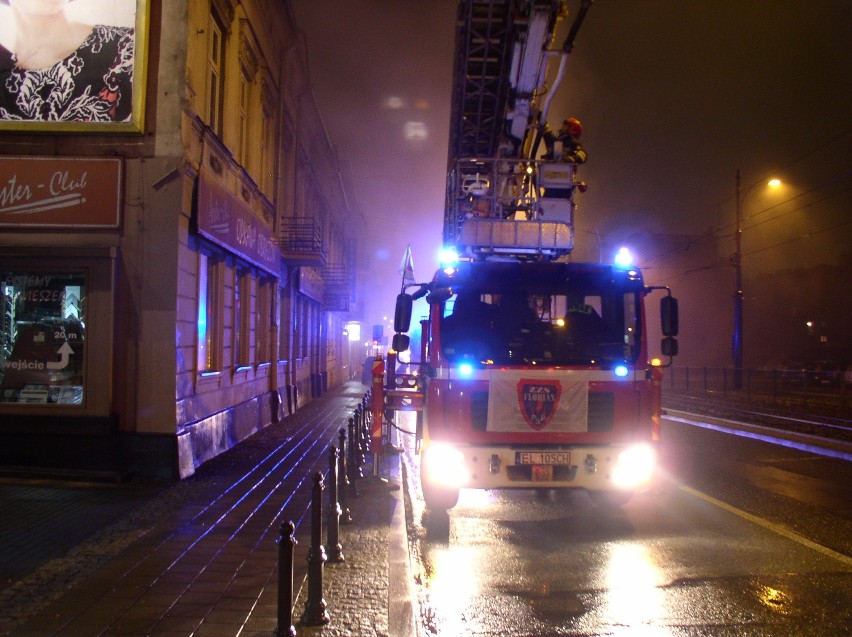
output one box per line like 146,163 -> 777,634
732,170 -> 781,389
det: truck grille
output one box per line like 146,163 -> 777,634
472,391 -> 489,431
588,391 -> 615,431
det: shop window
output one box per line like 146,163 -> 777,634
197,252 -> 223,372
0,271 -> 87,405
234,268 -> 252,368
296,296 -> 308,360
256,276 -> 273,364
278,285 -> 290,363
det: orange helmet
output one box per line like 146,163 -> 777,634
563,117 -> 583,137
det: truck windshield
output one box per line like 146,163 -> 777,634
440,286 -> 640,366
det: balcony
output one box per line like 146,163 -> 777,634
278,219 -> 327,267
323,264 -> 353,312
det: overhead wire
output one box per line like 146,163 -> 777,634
744,217 -> 852,258
638,128 -> 851,281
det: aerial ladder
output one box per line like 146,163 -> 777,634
444,0 -> 592,260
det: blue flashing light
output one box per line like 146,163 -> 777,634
613,364 -> 629,378
439,248 -> 459,268
614,247 -> 633,268
458,363 -> 474,377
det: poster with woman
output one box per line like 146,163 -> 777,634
0,0 -> 148,132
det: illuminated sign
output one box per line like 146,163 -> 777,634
0,156 -> 122,227
196,170 -> 279,275
297,267 -> 324,302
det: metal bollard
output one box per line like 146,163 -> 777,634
301,472 -> 329,626
360,399 -> 371,453
338,427 -> 352,523
355,406 -> 367,468
348,416 -> 362,488
275,521 -> 297,637
326,445 -> 344,563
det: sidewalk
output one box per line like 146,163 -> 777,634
0,380 -> 417,637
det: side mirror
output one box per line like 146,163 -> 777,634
394,293 -> 413,333
661,336 -> 678,357
392,333 -> 410,353
661,296 -> 679,336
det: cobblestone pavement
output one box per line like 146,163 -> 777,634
0,380 -> 417,637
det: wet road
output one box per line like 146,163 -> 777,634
402,414 -> 852,636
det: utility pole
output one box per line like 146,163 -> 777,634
733,169 -> 744,390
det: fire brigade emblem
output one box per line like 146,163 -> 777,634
517,380 -> 562,430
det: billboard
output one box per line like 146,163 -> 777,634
0,0 -> 148,133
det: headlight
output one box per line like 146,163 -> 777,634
611,444 -> 655,489
422,443 -> 469,488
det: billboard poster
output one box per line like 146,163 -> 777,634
0,0 -> 148,133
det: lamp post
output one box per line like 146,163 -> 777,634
732,170 -> 781,390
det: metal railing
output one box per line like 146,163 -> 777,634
662,366 -> 851,413
278,220 -> 327,254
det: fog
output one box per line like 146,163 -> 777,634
292,0 -> 851,367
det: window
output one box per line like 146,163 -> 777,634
234,268 -> 252,368
299,297 -> 310,360
238,72 -> 251,167
440,285 -> 638,366
206,11 -> 226,136
622,292 -> 639,354
260,105 -> 272,195
292,295 -> 301,360
256,277 -> 273,364
0,271 -> 87,404
237,23 -> 259,173
197,251 -> 222,372
259,74 -> 277,197
278,285 -> 290,363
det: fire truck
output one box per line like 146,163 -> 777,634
389,0 -> 679,511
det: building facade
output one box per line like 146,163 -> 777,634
0,0 -> 366,479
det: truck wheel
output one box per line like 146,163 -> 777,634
589,490 -> 633,508
422,481 -> 460,511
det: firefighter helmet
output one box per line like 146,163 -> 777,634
563,117 -> 583,137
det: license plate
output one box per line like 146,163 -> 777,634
515,451 -> 571,465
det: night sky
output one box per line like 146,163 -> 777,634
292,0 -> 851,361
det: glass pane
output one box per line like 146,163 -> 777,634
234,270 -> 242,365
197,253 -> 209,370
0,271 -> 86,404
440,284 -> 639,367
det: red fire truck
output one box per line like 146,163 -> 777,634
389,0 -> 678,512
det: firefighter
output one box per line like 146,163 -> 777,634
543,117 -> 588,164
